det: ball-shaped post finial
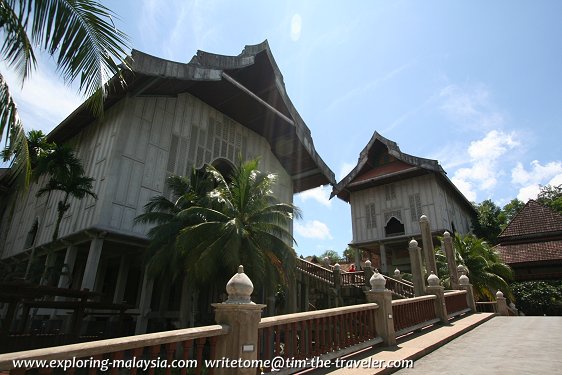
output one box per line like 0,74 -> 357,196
459,273 -> 469,285
365,259 -> 372,268
225,265 -> 254,304
419,214 -> 429,223
370,270 -> 386,291
444,231 -> 451,238
496,290 -> 504,299
409,238 -> 418,248
394,268 -> 401,277
457,264 -> 467,276
427,271 -> 440,287
334,263 -> 341,271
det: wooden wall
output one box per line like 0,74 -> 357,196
349,174 -> 472,245
0,93 -> 293,258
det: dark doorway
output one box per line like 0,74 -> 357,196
385,217 -> 405,237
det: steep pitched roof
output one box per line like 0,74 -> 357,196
330,132 -> 474,214
498,200 -> 562,240
46,41 -> 335,193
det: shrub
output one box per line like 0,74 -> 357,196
511,281 -> 562,316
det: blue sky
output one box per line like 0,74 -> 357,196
3,1 -> 562,257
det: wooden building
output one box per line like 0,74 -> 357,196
496,200 -> 562,281
0,41 -> 335,334
331,132 -> 475,273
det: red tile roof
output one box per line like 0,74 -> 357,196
496,240 -> 562,264
498,200 -> 562,238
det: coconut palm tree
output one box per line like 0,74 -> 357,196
436,233 -> 513,301
177,159 -> 301,291
35,145 -> 96,241
1,0 -> 129,186
134,169 -> 214,281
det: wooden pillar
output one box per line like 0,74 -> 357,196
113,255 -> 130,304
81,236 -> 104,291
379,244 -> 388,273
135,266 -> 154,334
57,246 -> 78,289
179,275 -> 193,328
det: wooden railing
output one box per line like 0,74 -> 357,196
392,295 -> 439,336
476,301 -> 498,313
258,303 -> 381,374
295,258 -> 415,299
444,290 -> 470,318
0,324 -> 229,375
295,258 -> 334,284
384,276 -> 415,298
340,271 -> 364,287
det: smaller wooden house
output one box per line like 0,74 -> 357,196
331,132 -> 475,273
496,200 -> 562,281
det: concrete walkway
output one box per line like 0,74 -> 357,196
394,316 -> 562,375
309,314 -> 562,375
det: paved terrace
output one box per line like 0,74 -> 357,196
313,315 -> 562,375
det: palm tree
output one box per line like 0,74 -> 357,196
436,233 -> 513,301
134,169 -> 214,281
1,0 -> 129,186
35,145 -> 96,241
177,159 -> 301,291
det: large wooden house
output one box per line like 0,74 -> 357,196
331,132 -> 475,273
0,41 -> 335,334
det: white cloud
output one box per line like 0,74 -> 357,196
440,83 -> 504,131
290,14 -> 302,41
511,160 -> 562,185
511,160 -> 562,201
296,185 -> 332,207
1,58 -> 83,134
294,220 -> 333,240
451,130 -> 519,201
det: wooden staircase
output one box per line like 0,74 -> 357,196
295,257 -> 415,300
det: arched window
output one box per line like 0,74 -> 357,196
385,217 -> 405,237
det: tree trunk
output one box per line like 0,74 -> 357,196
52,193 -> 70,241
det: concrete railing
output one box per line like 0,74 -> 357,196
258,303 -> 381,374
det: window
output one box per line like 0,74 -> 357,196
365,203 -> 377,229
385,184 -> 396,201
409,193 -> 422,221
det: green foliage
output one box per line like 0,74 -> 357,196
498,198 -> 524,229
511,281 -> 562,316
343,247 -> 356,263
472,199 -> 503,244
536,184 -> 562,215
134,169 -> 214,281
1,0 -> 129,187
436,233 -> 513,301
136,159 -> 301,292
320,250 -> 340,264
35,144 -> 96,241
